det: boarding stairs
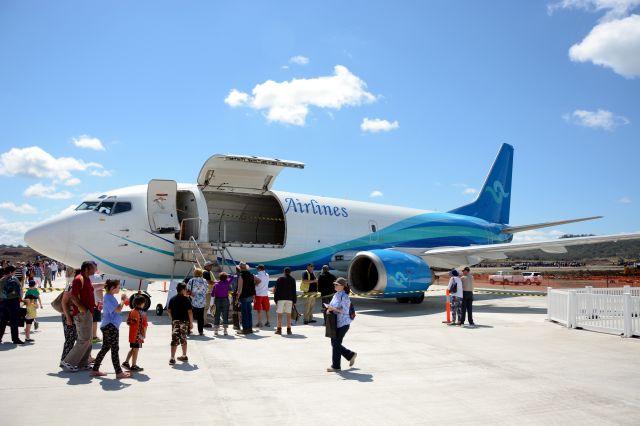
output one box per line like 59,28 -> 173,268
173,237 -> 237,275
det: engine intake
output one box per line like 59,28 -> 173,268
348,250 -> 432,295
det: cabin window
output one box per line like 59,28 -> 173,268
112,202 -> 132,214
75,201 -> 100,211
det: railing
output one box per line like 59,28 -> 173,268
188,236 -> 207,270
547,286 -> 640,337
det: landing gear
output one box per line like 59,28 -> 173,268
128,292 -> 151,312
397,294 -> 425,304
155,304 -> 164,316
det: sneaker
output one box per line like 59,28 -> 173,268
326,367 -> 341,372
265,322 -> 271,327
122,361 -> 131,370
25,338 -> 35,343
61,361 -> 78,372
169,359 -> 176,365
130,365 -> 144,372
256,322 -> 263,328
12,340 -> 25,345
349,353 -> 357,367
275,327 -> 282,335
177,355 -> 188,362
287,327 -> 292,335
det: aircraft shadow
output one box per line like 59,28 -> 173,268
473,305 -> 546,315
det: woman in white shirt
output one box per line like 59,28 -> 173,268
447,270 -> 463,326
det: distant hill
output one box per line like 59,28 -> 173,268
509,239 -> 640,263
0,245 -> 43,263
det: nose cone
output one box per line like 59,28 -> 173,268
24,215 -> 71,261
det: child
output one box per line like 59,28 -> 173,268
91,280 -> 132,379
24,276 -> 43,342
123,296 -> 148,372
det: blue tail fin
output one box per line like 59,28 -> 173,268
449,143 -> 513,224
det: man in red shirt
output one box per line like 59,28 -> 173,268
61,261 -> 97,372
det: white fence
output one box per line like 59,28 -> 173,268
547,286 -> 640,338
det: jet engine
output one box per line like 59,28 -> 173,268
347,250 -> 432,303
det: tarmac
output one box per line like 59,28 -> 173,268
1,278 -> 639,426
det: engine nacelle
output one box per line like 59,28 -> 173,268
347,250 -> 432,295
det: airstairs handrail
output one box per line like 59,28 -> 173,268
188,236 -> 207,270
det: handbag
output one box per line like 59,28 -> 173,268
291,303 -> 301,324
325,312 -> 337,338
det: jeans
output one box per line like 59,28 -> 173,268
461,291 -> 474,324
0,298 -> 20,342
61,314 -> 77,361
63,311 -> 93,368
193,307 -> 205,334
214,297 -> 230,327
240,297 -> 253,330
331,325 -> 355,370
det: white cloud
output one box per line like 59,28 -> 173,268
24,183 -> 73,200
90,169 -> 112,177
0,146 -> 106,180
563,109 -> 629,130
72,135 -> 106,151
463,187 -> 478,195
224,89 -> 250,107
360,118 -> 400,133
224,65 -> 377,126
0,202 -> 38,214
289,55 -> 310,65
369,190 -> 384,198
569,14 -> 640,78
619,196 -> 632,203
64,177 -> 81,186
549,1 -> 640,78
512,229 -> 566,243
0,216 -> 37,246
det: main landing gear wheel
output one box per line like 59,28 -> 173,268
129,292 -> 152,312
155,304 -> 164,316
410,294 -> 425,304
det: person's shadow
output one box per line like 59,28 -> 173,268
94,376 -> 132,391
46,371 -> 92,386
337,368 -> 373,382
172,362 -> 199,372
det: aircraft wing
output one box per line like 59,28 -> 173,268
393,233 -> 640,270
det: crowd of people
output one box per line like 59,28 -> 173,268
1,257 -> 358,376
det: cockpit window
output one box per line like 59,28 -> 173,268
75,201 -> 100,211
113,202 -> 132,214
96,201 -> 115,215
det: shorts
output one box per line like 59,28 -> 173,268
92,309 -> 102,322
130,342 -> 142,349
276,300 -> 293,314
25,318 -> 35,325
253,296 -> 270,311
170,320 -> 189,346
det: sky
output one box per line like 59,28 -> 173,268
0,0 -> 639,245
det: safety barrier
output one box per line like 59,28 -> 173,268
547,286 -> 640,337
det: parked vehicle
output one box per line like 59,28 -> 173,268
488,271 -> 543,285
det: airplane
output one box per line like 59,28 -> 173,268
24,143 -> 640,307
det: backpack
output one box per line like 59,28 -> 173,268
450,278 -> 458,294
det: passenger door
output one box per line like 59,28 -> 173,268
147,179 -> 179,233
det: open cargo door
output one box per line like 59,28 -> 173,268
147,179 -> 180,233
197,155 -> 304,194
